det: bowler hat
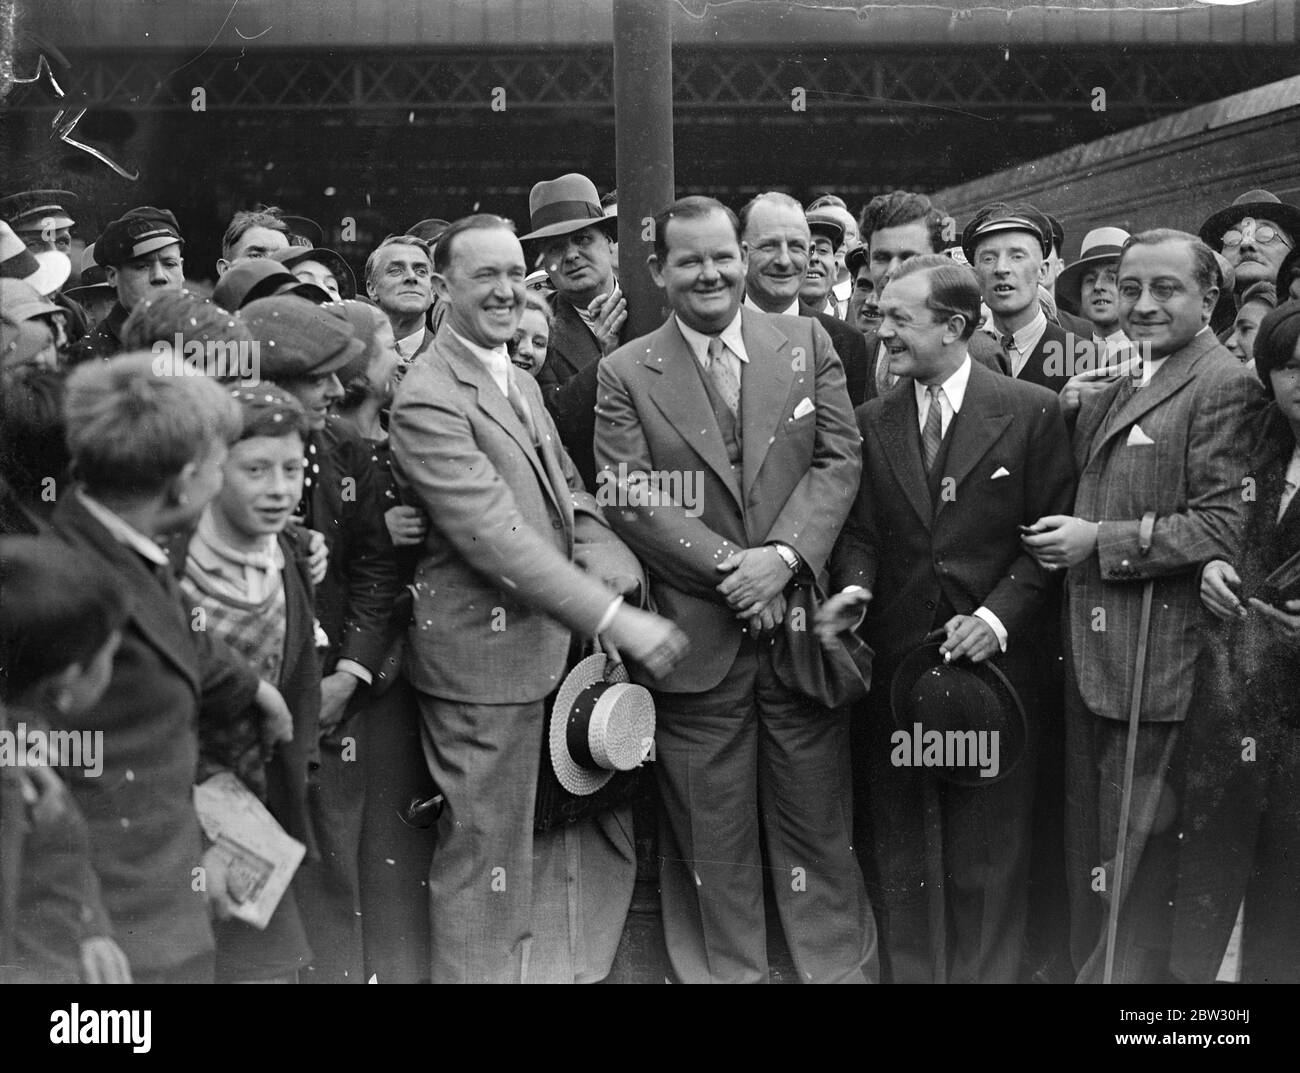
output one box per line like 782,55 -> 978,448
271,246 -> 356,300
214,259 -> 331,311
0,189 -> 76,234
95,206 -> 184,267
961,202 -> 1050,264
889,637 -> 1027,787
1198,189 -> 1300,250
520,173 -> 617,244
0,221 -> 71,297
548,652 -> 655,796
1056,226 -> 1130,312
241,295 -> 364,381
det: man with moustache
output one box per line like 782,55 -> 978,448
364,235 -> 436,369
740,192 -> 871,406
860,191 -> 1008,401
521,174 -> 628,489
1199,189 -> 1300,300
69,207 -> 186,365
389,214 -> 685,983
963,203 -> 1091,394
1022,229 -> 1263,983
595,196 -> 877,984
816,254 -> 1075,983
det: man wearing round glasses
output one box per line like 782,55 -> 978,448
1199,189 -> 1300,294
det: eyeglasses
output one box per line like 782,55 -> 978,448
1117,280 -> 1186,302
1221,218 -> 1295,249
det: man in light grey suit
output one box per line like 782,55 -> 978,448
1023,229 -> 1263,983
388,214 -> 685,983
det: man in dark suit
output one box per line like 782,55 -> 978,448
858,191 -> 1008,402
963,203 -> 1092,395
738,191 -> 872,406
389,214 -> 685,983
1023,229 -> 1263,982
595,196 -> 877,984
522,173 -> 629,489
817,254 -> 1076,983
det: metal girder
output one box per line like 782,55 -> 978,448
4,47 -> 1294,115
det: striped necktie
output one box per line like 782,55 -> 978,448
706,335 -> 741,417
922,385 -> 945,473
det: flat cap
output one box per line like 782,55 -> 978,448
241,295 -> 364,381
95,207 -> 184,266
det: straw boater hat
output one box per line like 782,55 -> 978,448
520,173 -> 618,245
548,651 -> 655,796
1056,226 -> 1131,312
0,220 -> 71,297
1198,189 -> 1300,250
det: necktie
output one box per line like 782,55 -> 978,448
922,385 -> 945,473
875,342 -> 895,396
706,336 -> 741,417
506,368 -> 541,445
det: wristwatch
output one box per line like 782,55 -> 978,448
770,542 -> 801,573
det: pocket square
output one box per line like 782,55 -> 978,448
792,396 -> 815,420
990,466 -> 1010,480
1126,424 -> 1155,446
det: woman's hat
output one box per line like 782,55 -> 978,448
889,638 -> 1027,787
0,221 -> 71,297
271,246 -> 357,299
548,652 -> 655,796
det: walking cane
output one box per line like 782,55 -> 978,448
1103,512 -> 1157,984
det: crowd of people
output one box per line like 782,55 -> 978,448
1,171 -> 1299,984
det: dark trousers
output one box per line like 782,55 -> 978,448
854,671 -> 1039,984
297,694 -> 368,984
359,676 -> 436,984
1064,673 -> 1181,984
133,950 -> 215,985
653,634 -> 878,984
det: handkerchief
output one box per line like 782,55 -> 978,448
792,396 -> 815,420
1126,425 -> 1155,446
990,466 -> 1010,480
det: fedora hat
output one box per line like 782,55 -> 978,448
1198,189 -> 1300,250
548,652 -> 654,796
1056,226 -> 1130,312
0,221 -> 71,297
889,637 -> 1027,787
520,173 -> 617,244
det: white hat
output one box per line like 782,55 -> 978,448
548,652 -> 655,796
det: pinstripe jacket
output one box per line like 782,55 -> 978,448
1066,327 -> 1263,723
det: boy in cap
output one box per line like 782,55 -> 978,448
242,295 -> 401,982
68,207 -> 185,365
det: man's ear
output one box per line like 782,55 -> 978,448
430,271 -> 453,304
365,277 -> 379,302
104,265 -> 119,288
1036,254 -> 1049,286
1201,284 -> 1220,323
943,313 -> 966,346
646,254 -> 666,290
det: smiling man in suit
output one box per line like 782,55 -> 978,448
1022,229 -> 1263,983
389,214 -> 685,983
595,195 -> 877,984
817,254 -> 1076,983
859,191 -> 1008,402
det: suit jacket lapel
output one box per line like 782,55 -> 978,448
440,328 -> 565,519
1085,331 -> 1216,465
935,362 -> 1012,519
647,317 -> 744,507
876,381 -> 932,527
739,307 -> 797,495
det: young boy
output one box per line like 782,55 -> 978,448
0,537 -> 132,983
179,383 -> 324,983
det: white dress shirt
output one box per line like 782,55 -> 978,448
913,355 -> 1009,653
995,307 -> 1048,379
676,310 -> 750,376
395,325 -> 428,362
743,294 -> 800,317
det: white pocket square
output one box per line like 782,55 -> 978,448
990,466 -> 1010,480
1126,425 -> 1155,446
792,397 -> 815,420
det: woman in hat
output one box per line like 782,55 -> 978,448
1169,299 -> 1300,982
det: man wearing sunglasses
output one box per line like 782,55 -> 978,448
1199,189 -> 1300,296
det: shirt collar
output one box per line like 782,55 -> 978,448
190,509 -> 281,574
449,326 -> 511,395
743,293 -> 799,317
75,488 -> 171,567
395,325 -> 427,360
913,353 -> 973,412
675,309 -> 749,366
999,307 -> 1048,353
